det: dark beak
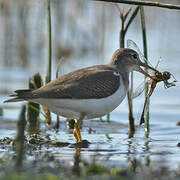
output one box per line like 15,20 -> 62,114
137,62 -> 157,80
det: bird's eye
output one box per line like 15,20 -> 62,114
132,53 -> 138,59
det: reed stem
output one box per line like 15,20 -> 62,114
56,61 -> 60,130
15,105 -> 27,168
116,6 -> 139,137
45,0 -> 52,125
27,73 -> 42,134
46,0 -> 52,83
93,0 -> 180,10
139,6 -> 149,137
107,113 -> 110,123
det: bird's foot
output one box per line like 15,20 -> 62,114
71,139 -> 90,148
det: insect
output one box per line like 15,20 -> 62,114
127,40 -> 177,125
140,70 -> 177,125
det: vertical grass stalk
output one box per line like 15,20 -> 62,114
139,6 -> 149,137
0,107 -> 3,116
46,0 -> 52,83
127,72 -> 134,137
27,73 -> 42,134
15,105 -> 27,168
56,64 -> 60,130
116,6 -> 139,137
106,113 -> 110,123
45,0 -> 52,125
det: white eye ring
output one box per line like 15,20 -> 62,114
113,71 -> 120,76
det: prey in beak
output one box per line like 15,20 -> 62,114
137,62 -> 157,80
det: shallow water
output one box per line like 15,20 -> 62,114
0,99 -> 180,170
0,49 -> 180,171
0,0 -> 180,173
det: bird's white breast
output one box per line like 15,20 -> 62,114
32,77 -> 127,120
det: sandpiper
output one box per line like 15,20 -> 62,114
4,48 -> 156,142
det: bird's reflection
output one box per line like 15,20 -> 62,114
72,148 -> 81,176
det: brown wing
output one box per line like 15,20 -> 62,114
26,65 -> 120,99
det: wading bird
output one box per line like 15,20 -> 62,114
4,48 -> 157,143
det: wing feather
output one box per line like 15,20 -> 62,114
31,65 -> 120,99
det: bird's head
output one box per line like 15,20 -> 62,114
109,48 -> 157,79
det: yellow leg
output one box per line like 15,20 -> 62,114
73,116 -> 84,143
73,124 -> 79,142
73,123 -> 82,142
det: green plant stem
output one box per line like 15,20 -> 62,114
45,0 -> 52,125
107,113 -> 110,123
93,0 -> 180,10
27,73 -> 42,134
117,7 -> 139,137
0,107 -> 3,116
29,104 -> 46,118
124,7 -> 139,34
15,105 -> 27,168
128,72 -> 134,138
119,13 -> 134,134
139,6 -> 149,137
56,59 -> 61,130
46,0 -> 52,83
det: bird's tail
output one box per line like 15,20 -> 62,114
4,89 -> 32,103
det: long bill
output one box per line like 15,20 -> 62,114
138,62 -> 158,80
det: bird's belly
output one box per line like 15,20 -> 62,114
32,81 -> 127,120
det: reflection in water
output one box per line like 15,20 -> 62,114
144,140 -> 150,152
126,138 -> 152,172
0,116 -> 180,172
145,156 -> 151,168
126,140 -> 139,172
144,141 -> 152,169
72,148 -> 81,176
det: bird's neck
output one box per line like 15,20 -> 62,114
120,71 -> 129,91
113,64 -> 130,90
108,63 -> 130,90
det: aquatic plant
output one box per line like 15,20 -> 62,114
116,5 -> 139,137
15,105 -> 27,168
45,0 -> 52,125
139,6 -> 149,137
27,73 -> 43,135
